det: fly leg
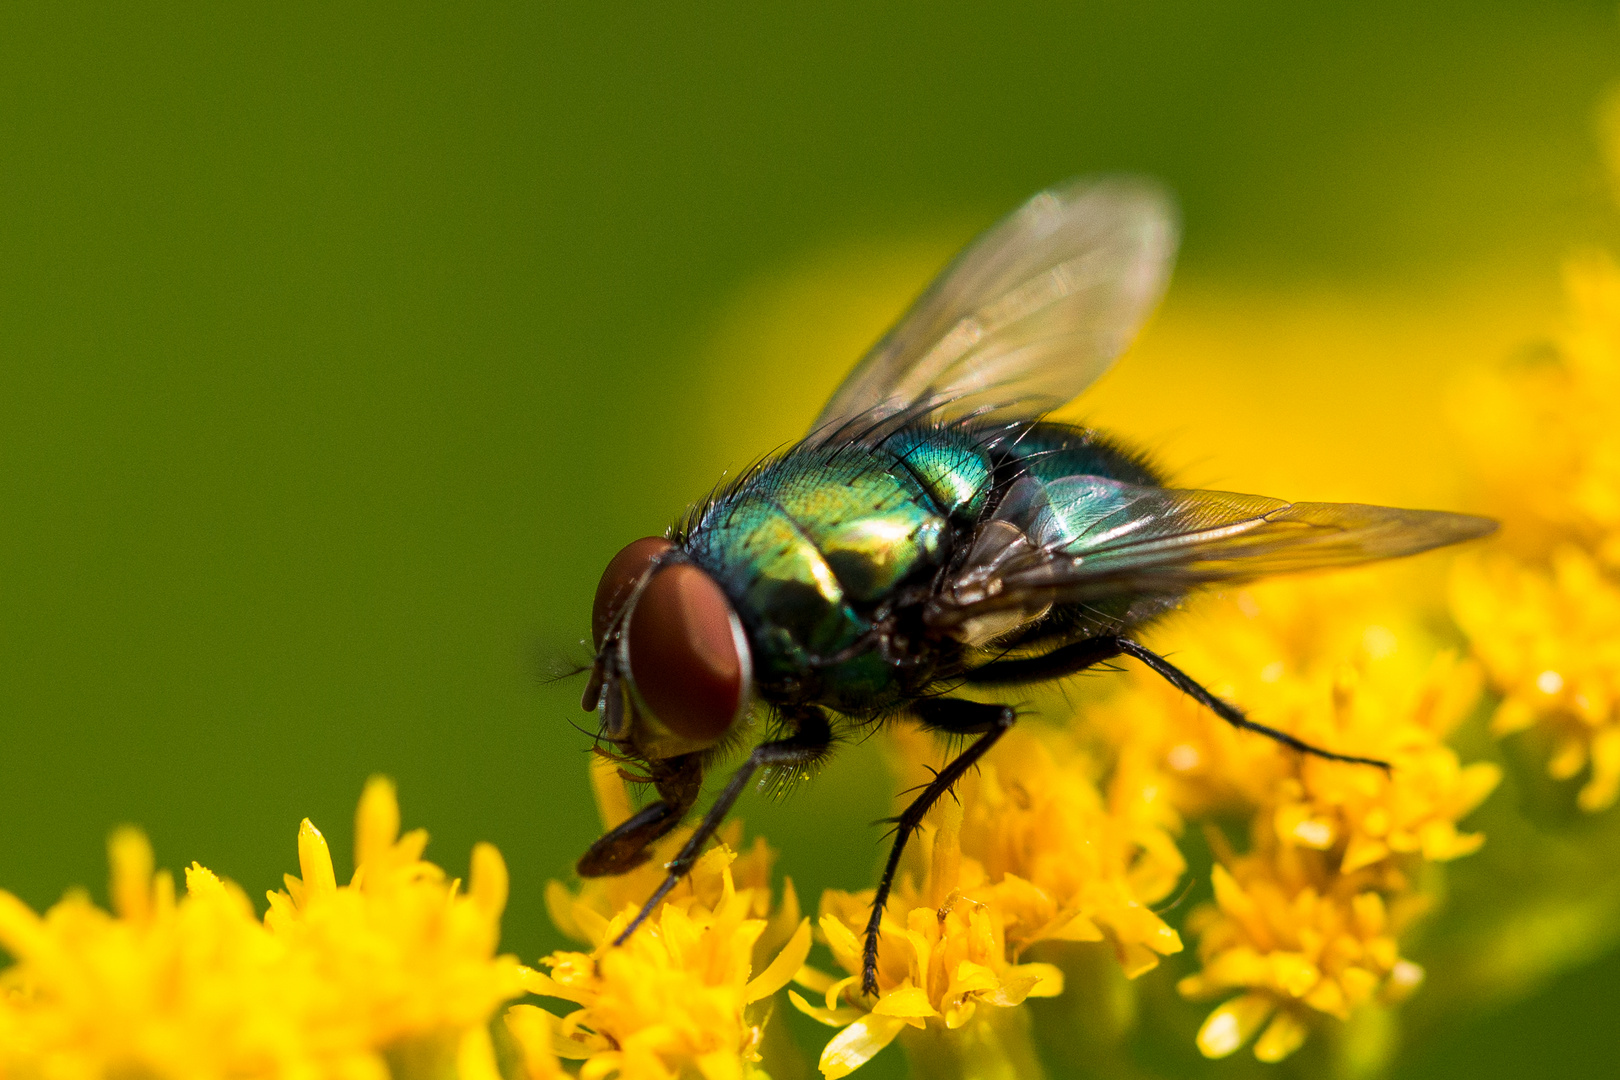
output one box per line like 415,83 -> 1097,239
964,634 -> 1126,685
967,634 -> 1390,770
577,753 -> 704,877
862,698 -> 1015,996
613,708 -> 834,947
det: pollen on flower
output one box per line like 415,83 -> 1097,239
0,777 -> 528,1080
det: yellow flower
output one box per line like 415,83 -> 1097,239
791,718 -> 1184,1079
1449,255 -> 1620,810
0,777 -> 527,1080
936,725 -> 1185,976
265,776 -> 529,1063
1083,575 -> 1496,1062
1099,576 -> 1499,873
1177,843 -> 1426,1063
1454,545 -> 1620,810
795,801 -> 1064,1080
546,756 -> 797,967
1451,256 -> 1620,564
502,1004 -> 569,1080
525,843 -> 812,1080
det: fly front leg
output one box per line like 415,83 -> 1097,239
862,697 -> 1015,996
576,753 -> 704,877
613,707 -> 835,947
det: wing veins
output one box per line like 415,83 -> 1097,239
810,176 -> 1179,435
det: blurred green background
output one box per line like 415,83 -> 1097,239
4,2 -> 1620,1077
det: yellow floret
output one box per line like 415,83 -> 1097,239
527,844 -> 811,1080
1178,844 -> 1426,1063
1453,546 -> 1620,810
1449,255 -> 1620,810
530,756 -> 810,1080
0,777 -> 527,1080
917,724 -> 1186,976
1450,255 -> 1620,564
1098,576 -> 1499,874
795,802 -> 1064,1079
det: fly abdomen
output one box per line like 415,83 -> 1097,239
990,422 -> 1165,490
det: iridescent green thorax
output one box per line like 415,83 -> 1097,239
675,421 -> 1160,713
679,432 -> 994,710
882,426 -> 994,520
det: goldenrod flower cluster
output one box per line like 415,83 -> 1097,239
527,843 -> 810,1080
1451,256 -> 1620,810
1087,573 -> 1499,1063
1176,850 -> 1425,1063
794,804 -> 1065,1079
0,777 -> 529,1080
785,720 -> 1185,1076
523,756 -> 811,1080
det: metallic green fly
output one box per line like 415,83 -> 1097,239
575,177 -> 1496,995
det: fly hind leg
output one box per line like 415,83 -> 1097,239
966,634 -> 1389,770
862,697 -> 1016,996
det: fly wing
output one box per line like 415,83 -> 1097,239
810,177 -> 1178,442
927,475 -> 1497,643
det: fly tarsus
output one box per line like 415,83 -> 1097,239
862,699 -> 1016,997
1114,638 -> 1393,771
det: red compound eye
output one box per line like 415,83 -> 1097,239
592,537 -> 673,650
626,563 -> 749,744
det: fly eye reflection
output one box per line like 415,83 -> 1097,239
587,536 -> 752,745
628,564 -> 750,742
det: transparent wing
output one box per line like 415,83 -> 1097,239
810,176 -> 1178,442
927,475 -> 1496,641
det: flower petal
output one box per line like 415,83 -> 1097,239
789,989 -> 866,1027
1253,1009 -> 1308,1063
1197,992 -> 1275,1059
870,984 -> 939,1019
819,1014 -> 909,1079
746,917 -> 813,1002
296,818 -> 337,900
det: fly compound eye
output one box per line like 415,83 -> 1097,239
626,564 -> 750,745
592,536 -> 674,651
